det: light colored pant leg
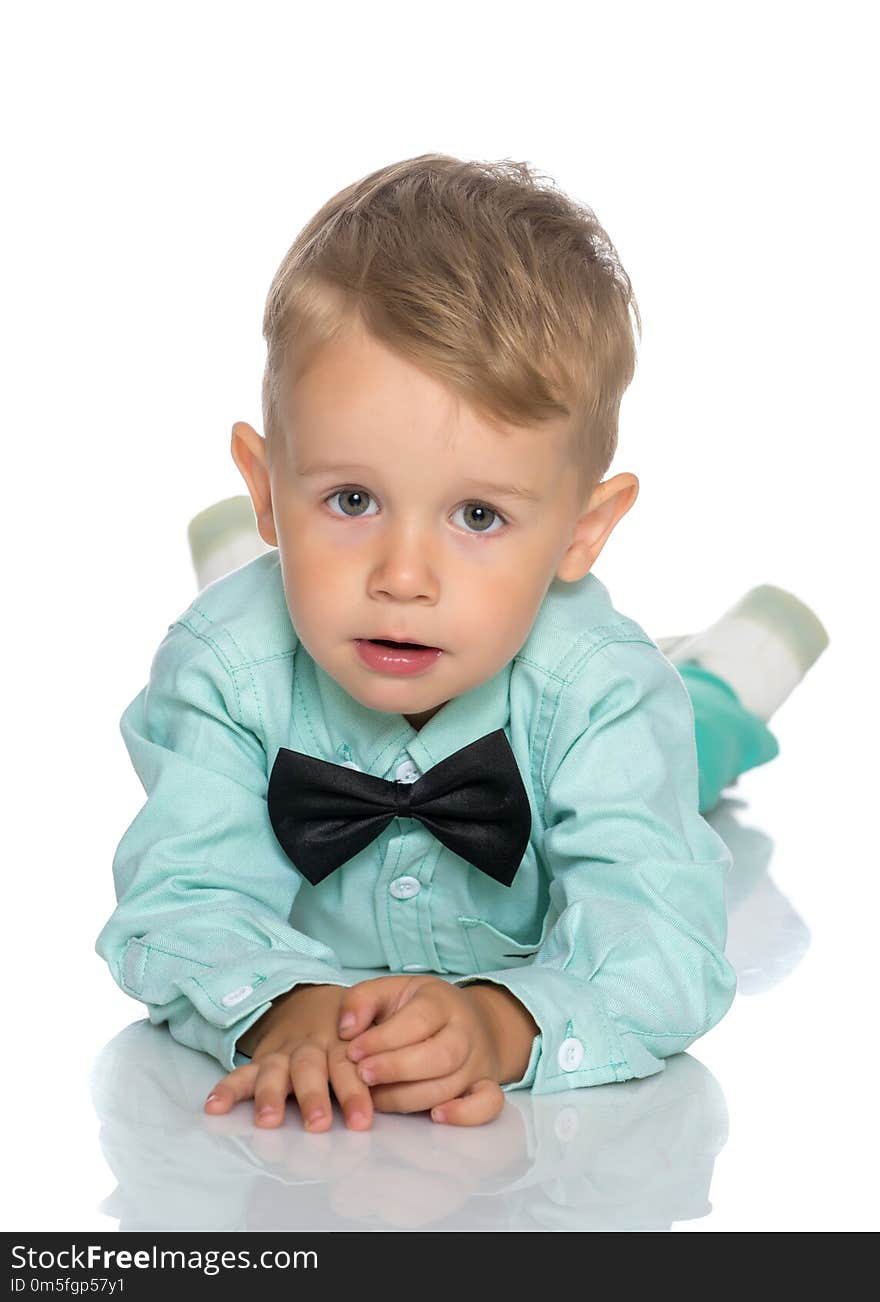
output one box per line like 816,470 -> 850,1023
674,660 -> 780,814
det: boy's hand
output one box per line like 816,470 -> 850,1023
203,983 -> 374,1132
336,975 -> 509,1127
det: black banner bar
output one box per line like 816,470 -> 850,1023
5,1233 -> 552,1296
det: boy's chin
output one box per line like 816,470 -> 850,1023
338,670 -> 448,719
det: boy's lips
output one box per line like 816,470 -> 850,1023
361,634 -> 442,650
353,638 -> 444,677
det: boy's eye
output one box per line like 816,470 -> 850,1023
327,489 -> 377,518
324,490 -> 506,535
451,502 -> 505,534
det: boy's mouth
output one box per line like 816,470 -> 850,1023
366,637 -> 440,651
353,637 -> 445,675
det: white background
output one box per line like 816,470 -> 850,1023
2,0 -> 877,1232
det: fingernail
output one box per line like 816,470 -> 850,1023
306,1109 -> 324,1127
348,1046 -> 365,1062
205,1093 -> 221,1105
349,1110 -> 368,1127
359,1067 -> 376,1084
339,1013 -> 355,1032
257,1106 -> 275,1119
431,1108 -> 446,1123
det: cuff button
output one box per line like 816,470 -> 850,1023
221,984 -> 254,1008
558,1036 -> 585,1072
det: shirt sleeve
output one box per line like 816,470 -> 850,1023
449,637 -> 738,1095
95,620 -> 353,1072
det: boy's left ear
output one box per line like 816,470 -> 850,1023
555,473 -> 639,583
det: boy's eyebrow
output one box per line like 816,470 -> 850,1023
296,460 -> 541,501
296,461 -> 375,477
457,478 -> 542,502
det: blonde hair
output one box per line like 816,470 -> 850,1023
261,153 -> 641,495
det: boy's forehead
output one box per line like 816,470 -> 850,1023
278,328 -> 579,497
286,380 -> 572,486
287,329 -> 565,444
288,419 -> 572,498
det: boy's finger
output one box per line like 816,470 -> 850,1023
289,1047 -> 335,1133
336,975 -> 413,1040
431,1079 -> 505,1127
204,1062 -> 260,1112
354,1025 -> 466,1086
327,1052 -> 375,1131
253,1055 -> 300,1128
346,991 -> 446,1062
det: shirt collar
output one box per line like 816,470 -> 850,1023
307,650 -> 513,779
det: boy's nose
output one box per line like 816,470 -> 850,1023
367,529 -> 441,602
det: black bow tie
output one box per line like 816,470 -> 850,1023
267,728 -> 531,889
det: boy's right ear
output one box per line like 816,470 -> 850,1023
230,422 -> 278,548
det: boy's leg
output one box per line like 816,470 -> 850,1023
188,496 -> 273,591
657,585 -> 828,814
674,659 -> 780,814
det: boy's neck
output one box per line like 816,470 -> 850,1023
403,700 -> 449,730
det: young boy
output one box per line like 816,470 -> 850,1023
96,153 -> 828,1134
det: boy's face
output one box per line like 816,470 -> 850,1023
232,322 -> 638,729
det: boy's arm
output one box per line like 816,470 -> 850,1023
96,621 -> 351,1072
449,638 -> 738,1095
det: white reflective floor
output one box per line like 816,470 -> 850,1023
90,1021 -> 725,1232
9,665 -> 877,1232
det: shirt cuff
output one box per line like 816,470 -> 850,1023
172,953 -> 354,1072
501,1031 -> 543,1092
450,964 -> 658,1095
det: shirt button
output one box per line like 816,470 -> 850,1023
221,984 -> 254,1008
554,1107 -> 580,1142
558,1037 -> 585,1072
389,875 -> 421,900
395,759 -> 421,783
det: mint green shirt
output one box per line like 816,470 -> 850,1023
96,552 -> 737,1095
